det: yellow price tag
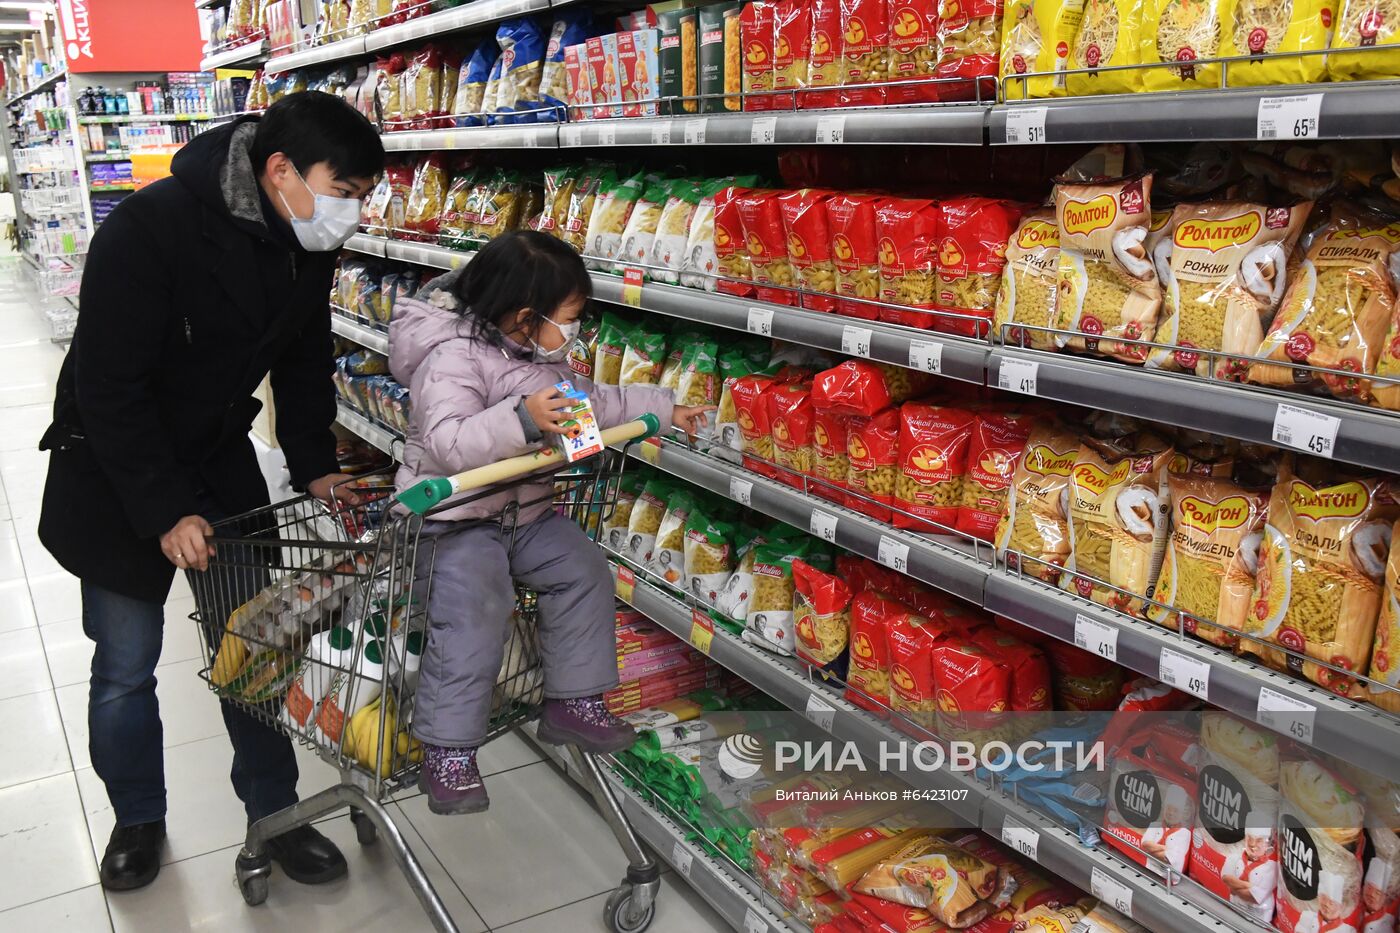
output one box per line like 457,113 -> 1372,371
637,436 -> 662,465
444,132 -> 457,148
622,267 -> 644,307
689,609 -> 714,655
615,565 -> 636,602
448,253 -> 466,269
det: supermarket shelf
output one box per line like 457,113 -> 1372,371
344,232 -> 388,258
88,183 -> 136,193
6,69 -> 66,108
521,722 -> 801,933
381,124 -> 559,151
84,151 -> 131,161
364,0 -> 553,54
330,314 -> 389,354
77,113 -> 216,125
384,238 -> 473,269
335,402 -> 404,460
987,347 -> 1400,475
560,106 -> 988,148
983,571 -> 1400,779
264,35 -> 369,75
200,40 -> 269,72
989,81 -> 1400,144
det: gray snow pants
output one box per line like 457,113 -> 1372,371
411,509 -> 619,747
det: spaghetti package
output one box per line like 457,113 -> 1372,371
1065,0 -> 1147,96
994,421 -> 1078,581
1227,0 -> 1336,87
811,408 -> 849,504
1249,213 -> 1400,404
993,208 -> 1061,350
732,373 -> 782,478
827,194 -> 885,320
794,558 -> 854,668
1248,463 -> 1397,699
934,0 -> 1003,100
847,409 -> 902,522
1053,174 -> 1163,363
1147,475 -> 1268,649
1330,0 -> 1400,81
845,590 -> 899,711
1148,201 -> 1310,380
778,189 -> 839,312
886,0 -> 938,105
935,197 -> 1026,338
769,381 -> 816,488
999,0 -> 1086,98
957,410 -> 1034,542
804,0 -> 843,106
685,509 -> 739,607
1189,713 -> 1281,923
715,186 -> 757,297
838,0 -> 890,105
1367,518 -> 1400,712
1138,0 -> 1228,93
1102,725 -> 1199,876
737,189 -> 799,306
1275,753 -> 1367,933
1062,434 -> 1174,616
875,198 -> 941,329
894,404 -> 977,531
742,1 -> 779,110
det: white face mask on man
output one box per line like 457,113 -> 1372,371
530,316 -> 581,363
278,164 -> 362,252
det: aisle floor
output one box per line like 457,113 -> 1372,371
0,263 -> 728,933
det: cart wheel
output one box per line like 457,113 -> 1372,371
350,808 -> 377,845
604,885 -> 654,933
235,851 -> 271,907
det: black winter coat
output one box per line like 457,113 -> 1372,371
38,117 -> 341,604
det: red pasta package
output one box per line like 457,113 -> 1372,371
887,606 -> 963,735
838,0 -> 889,106
955,408 -> 1033,541
1102,723 -> 1200,877
845,408 -> 900,522
804,0 -> 842,108
794,558 -> 854,670
967,627 -> 1050,714
811,407 -> 849,504
737,189 -> 799,306
1043,640 -> 1125,711
875,198 -> 940,329
714,186 -> 756,298
893,403 -> 977,531
930,635 -> 1012,740
844,589 -> 901,713
934,0 -> 1001,101
742,1 -> 779,111
774,0 -> 813,105
812,360 -> 930,417
731,373 -> 781,478
935,197 -> 1025,338
778,188 -> 838,312
886,0 -> 939,105
768,380 -> 816,489
836,553 -> 905,595
827,193 -> 885,320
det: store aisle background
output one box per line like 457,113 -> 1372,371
0,260 -> 726,932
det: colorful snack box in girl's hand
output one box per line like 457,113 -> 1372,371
554,381 -> 605,461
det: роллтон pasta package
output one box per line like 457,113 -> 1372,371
993,421 -> 1079,581
993,207 -> 1061,349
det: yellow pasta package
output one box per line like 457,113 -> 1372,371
993,207 -> 1061,350
1225,0 -> 1336,87
1065,0 -> 1148,96
1367,517 -> 1400,711
1053,174 -> 1164,363
1248,461 -> 1398,699
1375,303 -> 1400,411
1139,0 -> 1227,92
994,421 -> 1080,582
1147,474 -> 1268,648
1147,200 -> 1311,379
999,0 -> 1086,98
1329,0 -> 1400,80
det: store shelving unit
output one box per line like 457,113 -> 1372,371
335,400 -> 404,461
263,35 -> 369,75
199,39 -> 269,72
5,69 -> 67,108
363,0 -> 555,54
76,113 -> 217,125
330,313 -> 388,354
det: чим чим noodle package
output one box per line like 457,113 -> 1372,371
1147,200 -> 1310,380
1366,517 -> 1400,712
793,558 -> 854,671
993,207 -> 1061,350
778,188 -> 839,312
846,408 -> 901,523
1329,0 -> 1400,81
684,508 -> 739,608
935,197 -> 1026,338
1102,727 -> 1199,876
810,407 -> 849,504
1053,174 -> 1164,363
1147,475 -> 1267,649
894,403 -> 977,532
1227,0 -> 1336,87
875,198 -> 941,329
993,420 -> 1078,581
1065,0 -> 1148,96
1275,752 -> 1367,933
957,410 -> 1034,542
768,380 -> 816,489
1139,0 -> 1226,93
827,193 -> 885,320
998,0 -> 1086,99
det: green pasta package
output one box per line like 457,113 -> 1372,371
602,470 -> 650,553
625,478 -> 676,566
684,508 -> 739,608
744,537 -> 831,655
793,558 -> 853,674
592,312 -> 630,385
676,339 -> 721,408
651,488 -> 698,585
620,323 -> 669,386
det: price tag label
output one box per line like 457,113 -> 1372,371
810,510 -> 838,543
622,267 -> 644,307
671,841 -> 694,877
751,116 -> 777,144
1000,818 -> 1040,861
615,565 -> 636,602
689,609 -> 715,656
598,123 -> 617,146
1272,403 -> 1340,459
1257,93 -> 1324,140
729,476 -> 753,506
561,125 -> 582,147
1073,613 -> 1118,662
877,536 -> 909,574
841,325 -> 873,357
744,908 -> 767,933
443,132 -> 457,148
1257,687 -> 1317,746
650,123 -> 671,144
1004,106 -> 1047,145
447,253 -> 468,270
997,358 -> 1039,396
805,692 -> 836,732
909,340 -> 943,374
684,118 -> 708,144
1159,647 -> 1211,700
1091,867 -> 1134,917
816,115 -> 845,143
637,436 -> 663,466
747,307 -> 775,337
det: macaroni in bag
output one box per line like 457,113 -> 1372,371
651,488 -> 697,584
993,207 -> 1060,349
887,0 -> 938,105
1226,0 -> 1336,87
714,186 -> 757,298
737,189 -> 799,306
845,589 -> 900,711
1066,0 -> 1148,96
616,180 -> 671,274
957,410 -> 1034,542
731,373 -> 782,478
875,198 -> 941,329
805,0 -> 842,107
846,408 -> 901,523
650,182 -> 703,284
839,0 -> 890,105
685,509 -> 739,608
584,173 -> 645,271
793,558 -> 853,669
778,188 -> 838,312
999,0 -> 1085,98
894,403 -> 977,532
810,408 -> 849,504
934,0 -> 1004,100
935,197 -> 1026,338
827,193 -> 885,320
742,1 -> 779,110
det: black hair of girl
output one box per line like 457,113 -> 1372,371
452,230 -> 592,345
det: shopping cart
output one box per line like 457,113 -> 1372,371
188,415 -> 665,933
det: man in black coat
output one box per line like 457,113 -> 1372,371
38,92 -> 383,892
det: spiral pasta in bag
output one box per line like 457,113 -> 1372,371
809,408 -> 849,505
651,489 -> 697,584
1367,518 -> 1400,711
827,193 -> 885,320
999,0 -> 1086,98
779,188 -> 839,312
846,408 -> 901,523
650,182 -> 704,284
994,209 -> 1061,350
685,509 -> 739,607
768,381 -> 816,488
875,198 -> 941,329
1053,174 -> 1163,363
994,422 -> 1078,581
958,410 -> 1034,542
1139,0 -> 1226,93
1227,0 -> 1336,87
626,478 -> 674,565
1066,0 -> 1148,96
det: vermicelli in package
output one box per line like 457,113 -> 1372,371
827,194 -> 885,320
839,0 -> 891,105
1249,212 -> 1400,404
1247,462 -> 1397,699
875,198 -> 941,329
846,408 -> 901,522
1367,518 -> 1400,711
620,323 -> 668,386
651,488 -> 696,585
993,207 -> 1061,349
584,172 -> 645,271
1146,475 -> 1268,649
1147,201 -> 1311,380
957,410 -> 1034,542
1053,174 -> 1163,363
894,403 -> 977,532
1227,0 -> 1336,87
1329,0 -> 1400,80
935,0 -> 1003,101
1066,0 -> 1147,96
935,197 -> 1026,338
650,182 -> 703,284
778,188 -> 838,312
737,190 -> 799,306
1139,0 -> 1226,93
793,559 -> 854,669
999,0 -> 1085,98
768,381 -> 816,489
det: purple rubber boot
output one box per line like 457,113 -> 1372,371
536,695 -> 637,754
419,744 -> 489,815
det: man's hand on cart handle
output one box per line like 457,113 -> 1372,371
524,387 -> 574,436
673,405 -> 716,439
160,515 -> 215,572
308,473 -> 362,508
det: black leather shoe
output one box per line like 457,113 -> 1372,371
100,819 -> 166,891
265,825 -> 347,885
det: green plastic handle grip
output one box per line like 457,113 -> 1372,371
395,476 -> 454,517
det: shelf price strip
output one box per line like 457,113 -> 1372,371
805,692 -> 836,732
747,307 -> 774,337
1158,646 -> 1210,700
729,476 -> 753,506
1073,613 -> 1118,662
1271,403 -> 1339,459
997,358 -> 1038,395
908,340 -> 943,374
1256,686 -> 1316,746
671,840 -> 695,877
1004,106 -> 1047,145
750,116 -> 776,144
1090,866 -> 1134,917
815,115 -> 845,144
809,509 -> 838,543
1000,817 -> 1039,861
877,536 -> 910,573
1257,93 -> 1323,141
841,324 -> 873,357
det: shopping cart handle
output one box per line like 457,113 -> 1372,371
395,414 -> 661,516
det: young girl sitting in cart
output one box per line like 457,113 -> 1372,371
389,230 -> 713,814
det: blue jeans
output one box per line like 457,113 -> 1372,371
83,579 -> 300,826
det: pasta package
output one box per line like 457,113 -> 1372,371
496,19 -> 547,123
616,180 -> 671,274
887,608 -> 962,732
593,312 -> 629,385
875,198 -> 941,329
602,472 -> 647,553
403,154 -> 447,239
1139,0 -> 1227,93
454,42 -> 496,127
1147,475 -> 1268,649
1376,301 -> 1400,411
650,182 -> 704,284
1102,730 -> 1199,876
774,0 -> 814,99
658,8 -> 700,114
677,340 -> 722,409
839,0 -> 890,106
561,168 -> 607,253
747,539 -> 825,655
535,165 -> 579,238
778,188 -> 839,312
846,408 -> 902,522
999,0 -> 1086,98
737,189 -> 799,306
1053,174 -> 1164,363
540,11 -> 593,116
712,350 -> 759,459
1066,0 -> 1148,96
827,193 -> 885,320
685,509 -> 739,607
845,590 -> 900,711
768,381 -> 816,488
1226,0 -> 1336,87
805,0 -> 843,107
812,360 -> 926,417
1367,518 -> 1400,712
794,559 -> 854,668
1329,0 -> 1400,81
1249,214 -> 1400,404
584,172 -> 645,270
894,403 -> 977,532
935,197 -> 1026,338
1148,201 -> 1310,380
617,29 -> 660,119
993,207 -> 1061,349
732,373 -> 782,478
742,1 -> 780,110
563,43 -> 593,120
993,421 -> 1078,580
1248,463 -> 1397,699
620,324 -> 668,386
1062,435 -> 1174,616
856,836 -> 1003,925
934,0 -> 1003,100
715,186 -> 757,298
810,408 -> 849,504
957,410 -> 1034,542
1275,753 -> 1367,933
626,478 -> 674,565
931,636 -> 1014,747
651,488 -> 697,584
886,0 -> 938,105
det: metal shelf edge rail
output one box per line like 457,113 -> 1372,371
6,70 -> 66,109
334,401 -> 404,460
200,39 -> 270,72
263,34 -> 368,75
381,123 -> 560,151
330,314 -> 389,354
344,232 -> 388,258
364,0 -> 554,53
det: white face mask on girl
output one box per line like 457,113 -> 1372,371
277,165 -> 363,252
531,317 -> 581,363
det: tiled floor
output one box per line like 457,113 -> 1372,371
0,263 -> 727,932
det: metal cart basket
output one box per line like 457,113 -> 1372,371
188,416 -> 664,933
